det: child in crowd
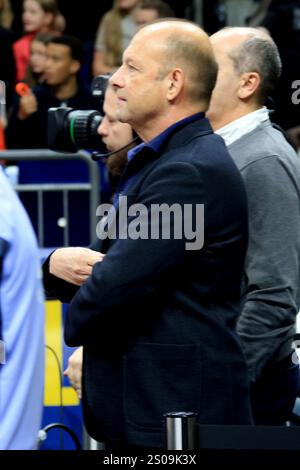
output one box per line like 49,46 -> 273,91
24,31 -> 52,86
13,0 -> 62,81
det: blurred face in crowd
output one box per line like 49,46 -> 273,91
44,43 -> 80,86
97,86 -> 133,152
30,39 -> 47,73
135,8 -> 159,28
22,0 -> 51,33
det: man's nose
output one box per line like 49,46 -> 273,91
109,65 -> 124,88
97,122 -> 107,137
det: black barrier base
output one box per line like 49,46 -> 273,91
198,424 -> 300,450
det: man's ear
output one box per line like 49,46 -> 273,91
238,72 -> 261,99
71,59 -> 81,75
166,69 -> 184,101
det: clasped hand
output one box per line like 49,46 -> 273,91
49,247 -> 105,285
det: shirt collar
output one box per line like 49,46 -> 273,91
215,107 -> 270,147
127,112 -> 205,162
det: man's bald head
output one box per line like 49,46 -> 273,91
131,19 -> 218,107
211,26 -> 272,44
211,26 -> 282,104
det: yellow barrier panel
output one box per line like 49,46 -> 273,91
44,300 -> 79,406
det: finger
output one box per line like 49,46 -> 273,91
86,253 -> 105,265
71,275 -> 90,286
75,265 -> 94,276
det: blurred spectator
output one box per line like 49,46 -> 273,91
92,0 -> 140,77
6,34 -> 101,247
260,0 -> 300,149
7,34 -> 98,150
13,0 -> 62,82
0,0 -> 16,111
0,162 -> 45,449
134,0 -> 175,28
24,31 -> 53,87
0,0 -> 13,29
53,7 -> 64,32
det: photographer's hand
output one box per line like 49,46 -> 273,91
49,247 -> 105,286
17,91 -> 38,120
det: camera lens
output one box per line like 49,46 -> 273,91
48,107 -> 104,152
68,110 -> 103,150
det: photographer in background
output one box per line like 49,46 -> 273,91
100,85 -> 137,193
44,83 -> 137,289
62,84 -> 137,398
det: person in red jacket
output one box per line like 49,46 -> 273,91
13,0 -> 62,81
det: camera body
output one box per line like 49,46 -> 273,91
47,74 -> 110,153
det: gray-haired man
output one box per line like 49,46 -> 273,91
207,27 -> 300,424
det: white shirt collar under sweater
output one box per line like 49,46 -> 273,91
215,107 -> 270,146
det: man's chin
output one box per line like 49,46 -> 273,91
116,108 -> 129,124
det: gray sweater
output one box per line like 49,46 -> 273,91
228,120 -> 300,382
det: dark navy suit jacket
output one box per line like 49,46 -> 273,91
44,116 -> 252,447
